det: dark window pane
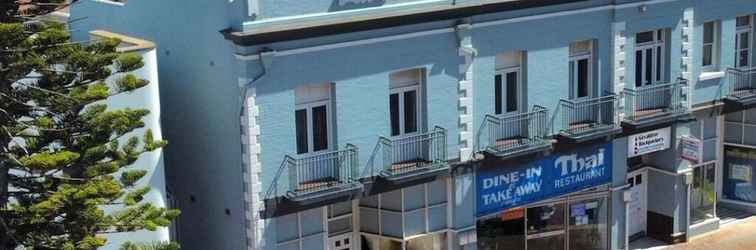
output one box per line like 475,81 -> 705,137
569,61 -> 575,98
739,33 -> 749,50
296,109 -> 308,154
526,204 -> 566,234
390,93 -> 400,136
657,29 -> 664,42
703,22 -> 714,44
636,31 -> 654,44
506,72 -> 518,113
740,50 -> 750,68
404,90 -> 417,134
577,59 -> 589,98
495,75 -> 502,115
656,46 -> 662,81
646,49 -> 653,84
737,16 -> 751,27
635,50 -> 643,87
703,45 -> 713,66
636,174 -> 642,185
312,105 -> 328,151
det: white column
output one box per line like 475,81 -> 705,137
613,22 -> 628,121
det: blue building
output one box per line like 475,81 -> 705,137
70,0 -> 756,249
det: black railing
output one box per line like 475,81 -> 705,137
623,79 -> 687,122
727,67 -> 756,98
367,126 -> 447,178
559,95 -> 617,136
477,106 -> 549,155
266,145 -> 359,199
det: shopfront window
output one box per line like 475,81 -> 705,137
691,163 -> 716,224
406,232 -> 447,250
477,208 -> 525,250
569,198 -> 609,250
526,204 -> 566,250
724,147 -> 756,203
361,235 -> 402,250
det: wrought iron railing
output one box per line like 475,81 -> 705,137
727,67 -> 756,97
265,144 -> 359,200
367,126 -> 447,178
622,79 -> 687,122
558,94 -> 617,136
476,106 -> 549,155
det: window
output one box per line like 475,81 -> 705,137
389,69 -> 422,136
635,29 -> 666,87
295,83 -> 331,154
495,51 -> 523,115
570,40 -> 593,99
328,202 -> 353,236
691,163 -> 716,224
702,21 -> 720,70
736,15 -> 752,68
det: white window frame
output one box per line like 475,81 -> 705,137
702,20 -> 720,71
295,100 -> 332,155
390,84 -> 422,137
690,161 -> 718,225
570,52 -> 593,100
736,15 -> 753,69
495,67 -> 523,115
635,29 -> 666,87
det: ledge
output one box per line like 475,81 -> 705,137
698,71 -> 725,82
89,30 -> 155,52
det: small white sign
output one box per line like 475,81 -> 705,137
730,164 -> 752,182
680,136 -> 702,164
628,127 -> 671,157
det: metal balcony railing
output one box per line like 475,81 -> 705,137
622,79 -> 687,122
477,106 -> 550,156
266,145 -> 359,200
727,67 -> 756,99
367,126 -> 448,179
559,94 -> 618,137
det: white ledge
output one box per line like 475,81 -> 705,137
698,71 -> 725,82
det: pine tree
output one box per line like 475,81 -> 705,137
1,1 -> 179,249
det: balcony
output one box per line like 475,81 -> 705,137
557,95 -> 621,143
621,80 -> 690,130
262,145 -> 362,218
476,106 -> 551,159
723,67 -> 756,110
366,126 -> 449,187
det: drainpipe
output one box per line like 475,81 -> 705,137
238,49 -> 274,250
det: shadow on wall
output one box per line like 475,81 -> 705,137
329,0 -> 386,12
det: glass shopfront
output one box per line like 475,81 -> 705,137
476,195 -> 609,250
723,146 -> 756,203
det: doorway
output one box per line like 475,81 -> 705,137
627,170 -> 648,239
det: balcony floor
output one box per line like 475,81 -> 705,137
485,137 -> 552,160
558,121 -> 620,144
725,89 -> 756,110
622,108 -> 692,131
380,159 -> 449,184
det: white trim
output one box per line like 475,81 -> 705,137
720,198 -> 756,208
724,142 -> 756,150
390,84 -> 422,137
701,20 -> 720,71
295,100 -> 332,154
698,71 -> 725,82
570,53 -> 593,99
234,0 -> 683,61
495,67 -> 523,115
634,29 -> 666,87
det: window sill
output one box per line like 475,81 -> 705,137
698,71 -> 725,82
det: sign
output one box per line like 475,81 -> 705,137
730,164 -> 752,182
628,127 -> 671,157
500,208 -> 525,221
476,143 -> 613,216
571,203 -> 586,217
680,136 -> 702,164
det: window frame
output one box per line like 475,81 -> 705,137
389,84 -> 422,138
295,99 -> 332,155
495,67 -> 523,116
635,29 -> 666,87
569,51 -> 593,100
736,15 -> 753,69
702,20 -> 720,71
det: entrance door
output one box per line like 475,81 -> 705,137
627,170 -> 648,238
329,233 -> 353,250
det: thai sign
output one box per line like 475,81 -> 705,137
628,127 -> 671,157
476,143 -> 613,216
680,136 -> 702,164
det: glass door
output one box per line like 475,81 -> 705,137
568,197 -> 609,250
526,203 -> 566,250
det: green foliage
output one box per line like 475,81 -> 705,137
0,5 -> 179,249
121,241 -> 181,250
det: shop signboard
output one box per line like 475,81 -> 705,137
628,127 -> 671,157
476,143 -> 613,216
680,136 -> 702,164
